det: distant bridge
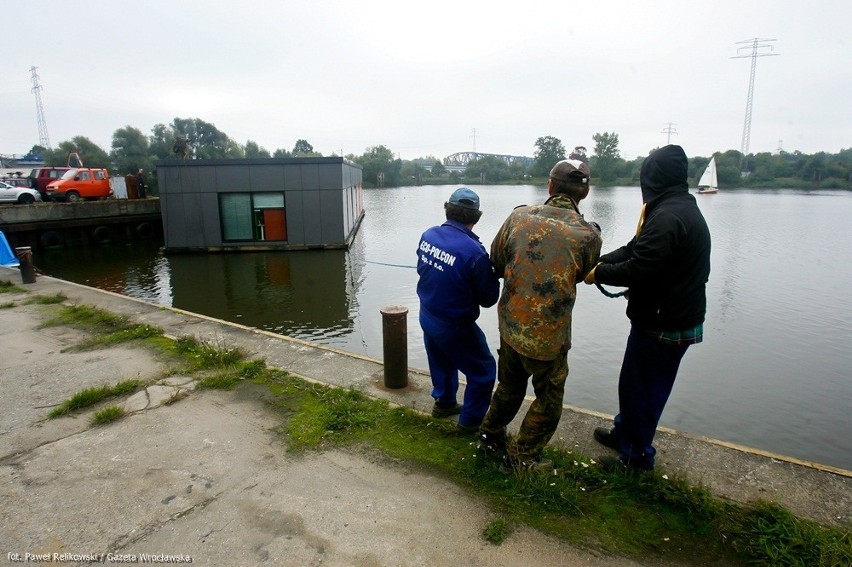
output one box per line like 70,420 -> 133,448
442,152 -> 534,171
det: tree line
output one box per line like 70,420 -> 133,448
24,117 -> 852,191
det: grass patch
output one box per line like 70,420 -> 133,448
73,324 -> 162,350
49,379 -> 142,418
484,518 -> 511,545
725,501 -> 851,567
42,303 -> 132,333
0,301 -> 14,309
0,280 -> 27,294
195,358 -> 267,391
170,336 -> 246,371
260,372 -> 852,566
92,405 -> 126,425
26,292 -> 67,305
38,304 -> 164,351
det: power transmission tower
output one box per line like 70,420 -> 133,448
662,123 -> 678,145
470,128 -> 478,153
29,66 -> 51,148
732,38 -> 778,168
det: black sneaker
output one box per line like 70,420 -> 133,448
593,427 -> 620,451
456,422 -> 480,435
597,454 -> 653,473
431,402 -> 462,418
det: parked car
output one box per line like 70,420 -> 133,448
1,177 -> 30,188
45,167 -> 112,202
28,166 -> 71,199
0,181 -> 42,204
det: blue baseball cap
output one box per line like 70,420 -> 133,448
447,187 -> 480,210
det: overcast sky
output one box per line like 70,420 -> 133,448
4,0 -> 850,163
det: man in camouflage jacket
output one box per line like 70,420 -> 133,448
479,160 -> 602,471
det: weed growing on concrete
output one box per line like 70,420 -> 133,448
41,303 -> 130,333
171,336 -> 245,371
49,379 -> 142,418
195,373 -> 242,390
26,292 -> 67,305
0,280 -> 27,294
265,373 -> 387,449
92,405 -> 126,425
483,518 -> 511,545
261,372 -> 851,566
73,324 -> 163,350
195,358 -> 267,391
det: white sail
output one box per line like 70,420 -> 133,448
697,157 -> 718,193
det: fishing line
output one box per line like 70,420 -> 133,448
364,260 -> 417,269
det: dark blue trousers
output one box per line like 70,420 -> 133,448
419,309 -> 496,428
612,325 -> 690,469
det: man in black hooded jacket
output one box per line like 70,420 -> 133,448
584,144 -> 711,471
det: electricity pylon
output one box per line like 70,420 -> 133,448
29,66 -> 51,148
662,123 -> 678,145
732,38 -> 778,168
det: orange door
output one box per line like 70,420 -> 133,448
263,209 -> 287,241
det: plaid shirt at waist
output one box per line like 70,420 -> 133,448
644,323 -> 704,345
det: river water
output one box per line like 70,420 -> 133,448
35,185 -> 852,471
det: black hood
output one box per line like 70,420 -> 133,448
640,145 -> 689,203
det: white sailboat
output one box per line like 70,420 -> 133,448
697,156 -> 718,194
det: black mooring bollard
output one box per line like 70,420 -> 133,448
380,305 -> 409,388
16,247 -> 36,284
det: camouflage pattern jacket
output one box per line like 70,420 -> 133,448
490,193 -> 602,360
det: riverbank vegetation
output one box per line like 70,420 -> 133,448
32,298 -> 851,567
14,117 -> 851,194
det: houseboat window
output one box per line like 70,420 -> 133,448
220,192 -> 287,242
220,194 -> 253,240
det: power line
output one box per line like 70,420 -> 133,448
731,38 -> 779,165
29,66 -> 51,149
661,123 -> 678,145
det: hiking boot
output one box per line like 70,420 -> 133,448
456,421 -> 480,435
477,431 -> 507,458
597,454 -> 653,473
431,402 -> 462,418
593,427 -> 620,451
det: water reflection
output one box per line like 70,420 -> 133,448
170,250 -> 355,339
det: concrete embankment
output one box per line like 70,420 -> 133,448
1,268 -> 849,566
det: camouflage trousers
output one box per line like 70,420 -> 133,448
480,337 -> 569,462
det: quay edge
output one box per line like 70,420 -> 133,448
1,267 -> 850,531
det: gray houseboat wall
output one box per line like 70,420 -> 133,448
156,157 -> 364,252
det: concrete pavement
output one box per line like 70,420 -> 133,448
1,268 -> 849,566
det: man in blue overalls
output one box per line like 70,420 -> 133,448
416,187 -> 500,432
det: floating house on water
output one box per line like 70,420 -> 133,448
156,157 -> 363,252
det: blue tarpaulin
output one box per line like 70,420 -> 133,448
0,231 -> 19,267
